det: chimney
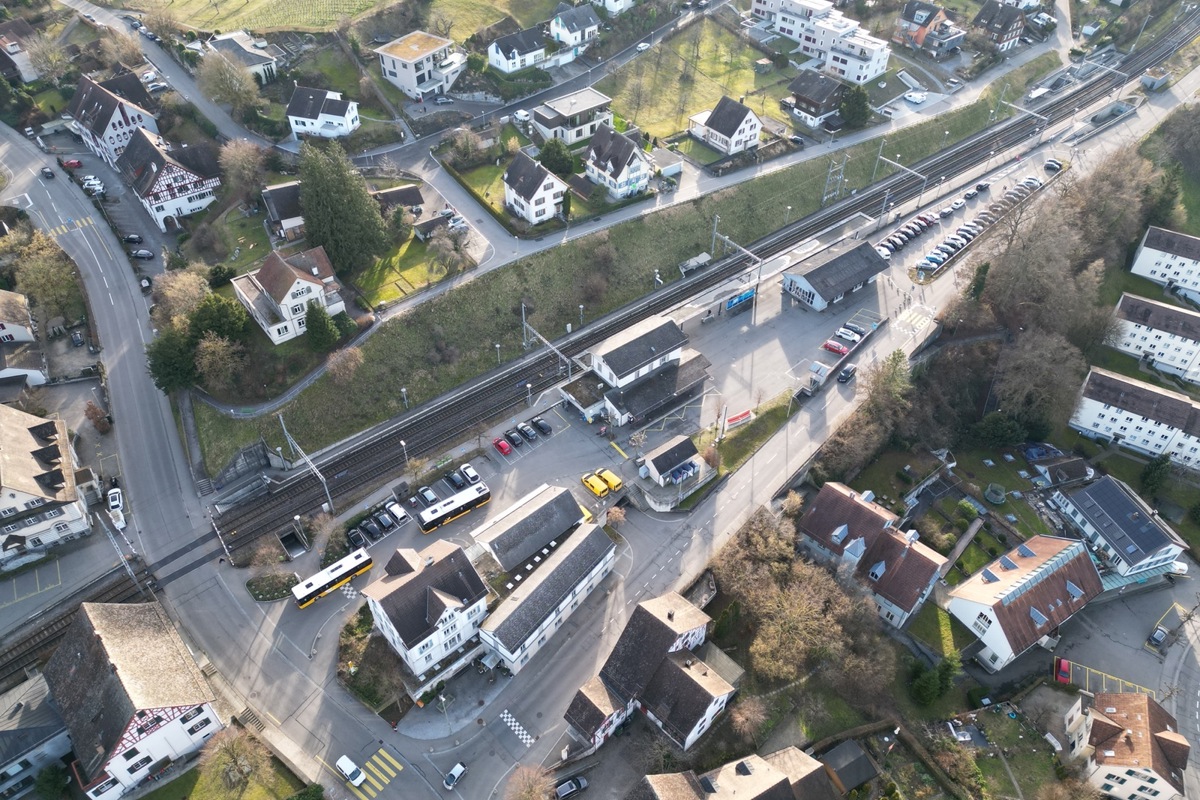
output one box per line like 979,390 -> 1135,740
667,609 -> 674,621
312,267 -> 320,276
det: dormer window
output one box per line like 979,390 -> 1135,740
868,561 -> 886,581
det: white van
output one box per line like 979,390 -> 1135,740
385,500 -> 411,527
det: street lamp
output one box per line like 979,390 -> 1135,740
401,387 -> 409,409
579,305 -> 584,327
785,205 -> 792,225
526,383 -> 533,406
495,343 -> 501,365
941,130 -> 950,149
399,439 -> 409,467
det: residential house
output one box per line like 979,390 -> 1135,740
584,123 -> 651,199
502,152 -> 568,226
1068,367 -> 1200,467
374,31 -> 466,101
1112,293 -> 1200,384
479,524 -> 615,674
115,129 -> 221,233
372,185 -> 424,217
286,86 -> 360,138
550,3 -> 602,50
0,19 -> 38,84
947,535 -> 1103,672
784,70 -> 846,128
797,482 -> 945,627
99,71 -> 155,112
231,246 -> 345,345
65,75 -> 159,167
531,87 -> 613,144
0,345 -> 45,389
0,291 -> 35,344
43,602 -> 221,800
781,238 -> 889,311
0,404 -> 91,564
590,0 -> 636,16
1052,476 -> 1185,582
821,740 -> 879,793
362,542 -> 489,681
688,96 -> 762,156
644,436 -> 700,487
207,31 -> 279,83
893,1 -> 966,57
1032,455 -> 1094,487
1131,226 -> 1200,303
1081,693 -> 1189,800
262,181 -> 305,241
748,0 -> 891,84
473,484 -> 586,572
629,747 -> 841,800
487,28 -> 547,74
972,0 -> 1025,51
564,592 -> 736,753
0,675 -> 71,800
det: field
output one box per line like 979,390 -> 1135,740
353,236 -> 442,307
973,707 -> 1059,799
136,757 -> 302,800
596,19 -> 800,139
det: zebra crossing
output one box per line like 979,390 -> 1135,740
340,749 -> 403,800
46,216 -> 95,237
500,709 -> 535,747
895,305 -> 934,335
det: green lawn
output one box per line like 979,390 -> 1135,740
136,758 -> 302,800
952,449 -> 1052,537
973,709 -> 1059,799
674,136 -> 726,165
426,0 -> 561,39
296,48 -> 388,114
1099,266 -> 1185,308
1176,170 -> 1200,238
217,207 -> 272,275
353,236 -> 441,307
596,19 -> 798,139
794,683 -> 867,742
1090,347 -> 1193,396
31,88 -> 70,118
851,449 -> 941,516
907,603 -> 976,657
458,163 -> 509,217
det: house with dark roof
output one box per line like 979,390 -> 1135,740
531,87 -> 613,144
0,19 -> 38,84
972,0 -> 1025,51
43,602 -> 221,800
487,27 -> 547,74
1032,455 -> 1093,487
96,71 -> 155,112
1052,476 -> 1185,582
0,343 -> 45,391
1082,693 -> 1189,800
1068,366 -> 1200,467
65,75 -> 159,166
893,1 -> 965,57
629,747 -> 840,800
0,675 -> 70,800
584,123 -> 650,199
207,31 -> 279,83
362,542 -> 488,692
231,246 -> 346,345
781,238 -> 889,311
1112,293 -> 1200,385
479,524 -> 615,673
590,316 -> 688,388
1131,226 -> 1200,304
0,290 -> 35,344
549,3 -> 601,49
820,740 -> 879,793
502,152 -> 568,226
262,181 -> 305,240
372,185 -> 424,216
115,129 -> 220,233
564,592 -> 735,753
947,535 -> 1103,672
644,435 -> 700,487
286,86 -> 359,139
473,484 -> 585,571
688,96 -> 762,156
784,71 -> 846,128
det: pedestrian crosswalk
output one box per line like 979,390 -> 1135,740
896,306 -> 934,334
343,749 -> 403,800
500,708 -> 535,747
47,216 -> 95,236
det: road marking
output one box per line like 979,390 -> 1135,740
369,754 -> 397,778
376,750 -> 403,771
610,442 -> 628,458
500,709 -> 535,746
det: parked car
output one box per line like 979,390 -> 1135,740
636,42 -> 652,52
938,207 -> 955,218
581,473 -> 609,498
504,429 -> 524,448
443,763 -> 467,790
596,468 -> 623,492
975,181 -> 991,192
147,82 -> 170,93
40,167 -> 54,179
844,322 -> 867,336
445,470 -> 466,491
375,510 -> 395,530
517,422 -> 538,441
555,776 -> 589,799
62,159 -> 82,168
385,501 -> 411,527
1149,625 -> 1169,647
822,340 -> 849,356
1044,159 -> 1063,173
903,90 -> 927,104
788,134 -> 804,146
128,249 -> 154,260
951,198 -> 966,210
71,330 -> 85,347
121,234 -> 144,244
837,364 -> 857,383
460,463 -> 481,484
1054,657 -> 1071,684
336,757 -> 367,787
347,527 -> 367,549
493,437 -> 512,455
417,485 -> 439,506
532,417 -> 553,436
361,518 -> 383,541
875,246 -> 892,261
964,188 -> 978,199
107,487 -> 124,512
835,327 -> 860,343
434,95 -> 455,105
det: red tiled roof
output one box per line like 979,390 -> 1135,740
1091,693 -> 1190,793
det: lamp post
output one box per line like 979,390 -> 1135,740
941,130 -> 950,149
526,383 -> 533,406
785,205 -> 792,225
579,305 -> 584,327
400,439 -> 409,467
401,387 -> 408,409
495,343 -> 501,365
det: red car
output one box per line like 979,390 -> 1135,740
493,437 -> 512,456
822,340 -> 849,356
1054,657 -> 1071,684
62,159 -> 82,168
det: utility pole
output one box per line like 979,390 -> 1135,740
278,413 -> 335,514
711,214 -> 721,256
521,303 -> 529,349
871,137 -> 887,183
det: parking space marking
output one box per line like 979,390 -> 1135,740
610,442 -> 629,459
1061,658 -> 1156,699
0,558 -> 63,610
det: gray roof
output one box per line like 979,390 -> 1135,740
647,435 -> 699,475
599,593 -> 711,700
481,525 -> 614,650
821,740 -> 878,791
564,675 -> 624,740
1035,455 -> 1092,484
972,0 -> 1024,33
474,484 -> 584,571
286,86 -> 351,121
554,2 -> 601,33
43,602 -> 213,783
0,290 -> 29,327
1064,476 -> 1185,565
606,350 -> 710,418
1079,368 -> 1200,439
703,96 -> 753,139
491,27 -> 546,58
586,123 -> 643,180
210,35 -> 275,68
262,181 -> 303,224
99,71 -> 154,111
1144,227 -> 1200,261
592,316 -> 688,380
640,652 -> 735,746
900,0 -> 944,24
788,238 -> 889,302
372,185 -> 424,212
116,129 -> 220,200
504,152 -> 558,203
541,87 -> 611,119
0,674 -> 64,767
787,71 -> 846,107
66,75 -> 155,139
1117,293 -> 1200,341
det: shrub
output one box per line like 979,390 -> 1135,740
956,498 -> 979,521
208,264 -> 235,287
896,469 -> 914,484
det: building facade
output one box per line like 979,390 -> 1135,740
688,96 -> 762,156
1130,226 -> 1200,305
750,0 -> 890,84
0,290 -> 35,344
1082,694 -> 1189,800
487,28 -> 546,73
1112,292 -> 1200,384
549,2 -> 601,48
231,247 -> 345,345
972,0 -> 1025,51
207,31 -> 279,82
1069,367 -> 1200,466
65,76 -> 158,167
502,152 -> 569,226
374,31 -> 466,100
584,124 -> 651,199
531,88 -> 613,144
115,129 -> 221,233
781,238 -> 888,311
0,675 -> 70,800
286,87 -> 360,138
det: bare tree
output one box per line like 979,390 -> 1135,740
194,332 -> 246,392
199,728 -> 268,791
993,330 -> 1087,425
781,490 -> 804,517
326,347 -> 364,385
730,695 -> 768,744
85,401 -> 111,434
100,32 -> 145,68
308,512 -> 342,550
428,227 -> 471,275
152,268 -> 211,331
1067,152 -> 1154,266
504,765 -> 554,800
1036,779 -> 1100,800
141,6 -> 179,41
198,55 -> 262,113
219,139 -> 267,201
430,12 -> 455,38
606,506 -> 626,528
15,231 -> 81,320
25,33 -> 71,85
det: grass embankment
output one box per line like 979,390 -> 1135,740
135,758 -> 302,800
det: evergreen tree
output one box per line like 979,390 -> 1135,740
189,294 -> 249,344
840,85 -> 871,129
305,303 -> 339,352
146,327 -> 198,393
538,138 -> 574,176
298,142 -> 389,276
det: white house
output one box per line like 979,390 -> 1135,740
635,748 -> 840,800
1082,694 -> 1189,800
1130,226 -> 1200,305
531,87 -> 613,144
0,404 -> 91,566
473,484 -> 586,572
1112,293 -> 1200,384
584,124 -> 650,199
781,238 -> 889,311
0,290 -> 35,344
44,602 -> 222,800
286,86 -> 360,138
0,675 -> 71,800
550,2 -> 601,49
479,524 -> 615,674
487,28 -> 547,74
590,316 -> 687,390
362,542 -> 489,680
972,0 -> 1025,51
0,19 -> 39,84
564,593 -> 736,753
502,152 -> 568,226
374,31 -> 466,101
1051,476 -> 1185,580
1069,367 -> 1200,467
115,129 -> 220,233
231,246 -> 346,346
590,0 -> 636,16
64,75 -> 158,167
947,535 -> 1102,672
688,96 -> 761,156
207,31 -> 279,83
749,0 -> 891,84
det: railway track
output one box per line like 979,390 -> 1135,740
217,12 -> 1200,551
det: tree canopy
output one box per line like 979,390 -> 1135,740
839,85 -> 870,129
298,142 -> 389,275
537,138 -> 573,176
